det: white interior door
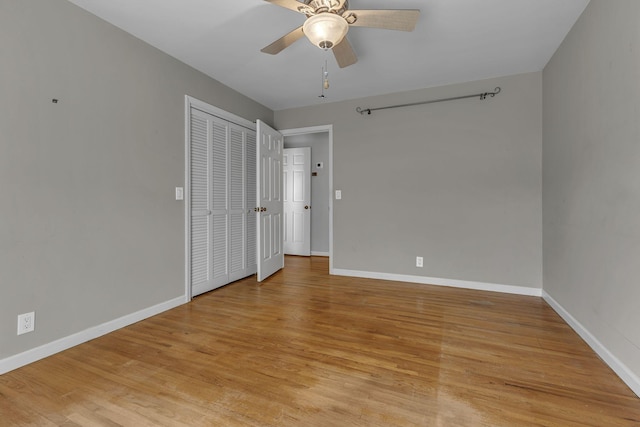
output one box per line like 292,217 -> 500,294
189,109 -> 215,295
210,117 -> 230,289
283,147 -> 311,256
189,110 -> 229,295
245,132 -> 257,276
227,123 -> 249,283
256,120 -> 284,281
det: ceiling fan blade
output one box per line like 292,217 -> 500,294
261,26 -> 305,55
263,0 -> 308,14
333,37 -> 357,68
346,9 -> 420,31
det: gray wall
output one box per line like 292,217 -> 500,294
543,0 -> 640,379
0,0 -> 272,359
275,72 -> 542,289
284,133 -> 330,254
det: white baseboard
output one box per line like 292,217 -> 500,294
311,251 -> 330,257
0,296 -> 185,375
542,291 -> 640,398
331,268 -> 542,297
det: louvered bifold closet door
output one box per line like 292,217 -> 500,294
245,131 -> 257,275
211,117 -> 230,287
190,109 -> 214,296
228,124 -> 246,282
189,105 -> 257,296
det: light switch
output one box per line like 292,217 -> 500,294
335,190 -> 342,200
175,187 -> 184,201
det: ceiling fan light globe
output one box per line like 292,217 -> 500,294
303,13 -> 348,50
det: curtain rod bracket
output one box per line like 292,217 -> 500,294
480,86 -> 501,100
356,87 -> 502,115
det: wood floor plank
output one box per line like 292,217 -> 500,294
1,256 -> 639,426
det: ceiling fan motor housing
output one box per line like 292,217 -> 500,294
301,0 -> 349,16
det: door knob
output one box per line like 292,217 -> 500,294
261,207 -> 267,212
304,205 -> 310,210
254,207 -> 260,212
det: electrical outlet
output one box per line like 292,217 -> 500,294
17,312 -> 35,335
416,256 -> 424,268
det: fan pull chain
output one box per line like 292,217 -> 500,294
319,59 -> 330,98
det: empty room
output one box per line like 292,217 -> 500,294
1,0 -> 639,425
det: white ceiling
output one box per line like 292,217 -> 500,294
66,0 -> 589,111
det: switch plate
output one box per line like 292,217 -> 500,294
416,256 -> 424,268
335,190 -> 342,200
175,187 -> 184,200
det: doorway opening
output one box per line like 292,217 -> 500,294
281,126 -> 334,273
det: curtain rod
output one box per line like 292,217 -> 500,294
355,87 -> 501,115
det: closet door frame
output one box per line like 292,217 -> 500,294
184,96 -> 257,302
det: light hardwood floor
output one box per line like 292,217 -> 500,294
1,256 -> 639,426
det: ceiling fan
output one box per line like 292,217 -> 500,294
261,0 -> 420,68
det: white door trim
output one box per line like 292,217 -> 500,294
187,96 -> 256,130
280,125 -> 334,274
184,95 -> 256,302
